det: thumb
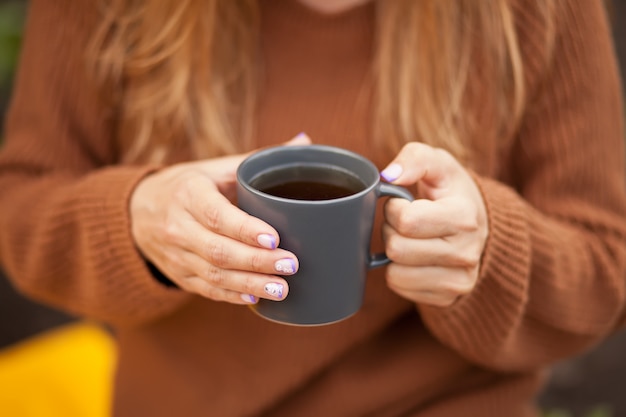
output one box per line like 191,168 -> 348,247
380,142 -> 456,190
201,132 -> 312,176
200,133 -> 313,189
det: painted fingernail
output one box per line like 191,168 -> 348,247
288,132 -> 311,145
274,259 -> 297,274
264,283 -> 284,299
381,163 -> 403,182
257,234 -> 277,250
294,132 -> 310,141
240,294 -> 257,304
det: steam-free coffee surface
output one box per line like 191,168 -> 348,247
250,164 -> 366,201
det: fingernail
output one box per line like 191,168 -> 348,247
240,294 -> 257,304
381,163 -> 403,182
290,132 -> 311,144
257,234 -> 277,250
274,259 -> 297,275
264,283 -> 284,299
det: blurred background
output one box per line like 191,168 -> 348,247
0,1 -> 624,416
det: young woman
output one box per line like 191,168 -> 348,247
1,0 -> 625,415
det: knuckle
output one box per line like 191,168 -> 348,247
444,274 -> 474,296
385,236 -> 404,261
457,205 -> 480,231
458,216 -> 479,233
456,279 -> 474,296
237,214 -> 256,242
248,251 -> 265,272
454,249 -> 481,268
237,220 -> 248,243
163,219 -> 182,245
396,210 -> 415,234
434,148 -> 459,175
468,249 -> 482,266
240,276 -> 257,295
205,264 -> 227,287
205,242 -> 230,267
204,205 -> 223,231
384,265 -> 401,287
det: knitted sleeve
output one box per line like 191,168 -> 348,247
419,0 -> 626,371
0,0 -> 190,326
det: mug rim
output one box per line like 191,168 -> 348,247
237,144 -> 380,204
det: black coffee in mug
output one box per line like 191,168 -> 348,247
250,164 -> 367,201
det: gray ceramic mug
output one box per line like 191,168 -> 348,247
237,145 -> 413,326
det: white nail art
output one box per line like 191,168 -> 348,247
275,259 -> 296,274
264,283 -> 284,299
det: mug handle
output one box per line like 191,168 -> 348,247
369,183 -> 415,269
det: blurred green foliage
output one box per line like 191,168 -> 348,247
543,406 -> 614,417
0,0 -> 25,88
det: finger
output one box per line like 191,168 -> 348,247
202,267 -> 290,301
184,185 -> 283,250
174,220 -> 299,275
285,132 -> 312,146
196,132 -> 312,182
384,198 -> 471,238
168,247 -> 289,304
194,153 -> 253,194
182,276 -> 266,305
383,224 -> 481,268
385,264 -> 475,305
391,287 -> 459,308
158,248 -> 268,289
182,277 -> 250,304
181,270 -> 290,303
191,132 -> 313,205
380,142 -> 460,192
385,196 -> 480,238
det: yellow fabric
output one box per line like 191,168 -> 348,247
0,322 -> 116,417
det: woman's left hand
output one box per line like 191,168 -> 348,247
381,142 -> 489,307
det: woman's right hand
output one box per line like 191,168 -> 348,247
129,136 -> 310,305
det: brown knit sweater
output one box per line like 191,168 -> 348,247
1,0 -> 626,416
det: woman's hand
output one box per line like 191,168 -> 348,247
381,142 -> 489,307
129,135 -> 310,305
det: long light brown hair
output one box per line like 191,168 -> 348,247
90,0 -> 556,164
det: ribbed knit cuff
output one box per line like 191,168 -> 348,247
419,176 -> 532,365
79,165 -> 190,326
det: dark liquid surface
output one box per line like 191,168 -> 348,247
251,165 -> 366,201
